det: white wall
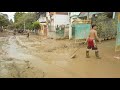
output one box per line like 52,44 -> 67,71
70,12 -> 80,16
54,14 -> 69,26
38,16 -> 46,22
47,13 -> 70,38
46,12 -> 50,20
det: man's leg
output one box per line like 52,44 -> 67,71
95,50 -> 101,59
93,40 -> 101,59
86,48 -> 90,58
86,39 -> 90,58
28,34 -> 29,38
27,33 -> 29,38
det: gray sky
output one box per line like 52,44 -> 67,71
1,12 -> 15,21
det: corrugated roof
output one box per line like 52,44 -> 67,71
79,12 -> 87,17
70,12 -> 80,17
70,12 -> 104,18
79,12 -> 104,18
70,15 -> 79,18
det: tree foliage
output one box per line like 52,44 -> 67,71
92,12 -> 117,38
0,13 -> 10,27
13,12 -> 41,30
9,19 -> 13,24
32,21 -> 40,30
14,12 -> 25,23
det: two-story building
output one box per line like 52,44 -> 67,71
46,12 -> 69,39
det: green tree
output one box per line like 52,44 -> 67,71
7,24 -> 15,30
13,12 -> 37,30
32,21 -> 40,30
0,14 -> 10,27
13,12 -> 46,30
92,12 -> 117,39
14,12 -> 25,22
22,13 -> 37,29
32,21 -> 41,34
9,19 -> 13,25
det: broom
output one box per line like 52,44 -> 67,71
70,41 -> 86,59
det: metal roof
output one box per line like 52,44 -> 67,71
79,12 -> 104,18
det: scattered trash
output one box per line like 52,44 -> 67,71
114,56 -> 120,60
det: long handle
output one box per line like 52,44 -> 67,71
71,47 -> 81,56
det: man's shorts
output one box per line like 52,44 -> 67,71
87,38 -> 98,50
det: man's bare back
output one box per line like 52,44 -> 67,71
89,29 -> 100,42
89,29 -> 96,39
85,25 -> 100,43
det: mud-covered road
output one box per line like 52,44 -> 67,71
1,31 -> 120,78
0,32 -> 44,78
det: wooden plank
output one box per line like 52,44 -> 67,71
118,13 -> 120,21
56,12 -> 68,15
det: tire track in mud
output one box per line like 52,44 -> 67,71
14,36 -> 81,77
0,36 -> 45,78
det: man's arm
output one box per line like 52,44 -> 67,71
85,34 -> 90,44
95,31 -> 101,42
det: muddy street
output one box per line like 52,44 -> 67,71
0,32 -> 120,78
0,33 -> 44,78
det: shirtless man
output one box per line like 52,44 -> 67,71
13,29 -> 16,35
27,30 -> 30,38
86,25 -> 101,59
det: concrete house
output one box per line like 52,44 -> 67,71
38,13 -> 48,36
46,12 -> 69,39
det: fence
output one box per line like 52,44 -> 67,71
115,22 -> 120,51
72,23 -> 91,39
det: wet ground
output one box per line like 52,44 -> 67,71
0,32 -> 44,78
0,31 -> 120,78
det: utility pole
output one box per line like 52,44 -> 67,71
69,12 -> 72,39
113,12 -> 115,19
24,21 -> 25,31
87,12 -> 89,20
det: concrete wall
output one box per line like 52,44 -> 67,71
47,25 -> 56,38
54,14 -> 69,38
47,31 -> 56,39
54,14 -> 69,26
47,13 -> 70,39
38,16 -> 46,22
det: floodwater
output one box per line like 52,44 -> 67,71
3,36 -> 30,59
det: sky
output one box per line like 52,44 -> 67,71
1,12 -> 15,22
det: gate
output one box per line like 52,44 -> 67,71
72,20 -> 91,40
56,25 -> 65,39
74,24 -> 91,39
